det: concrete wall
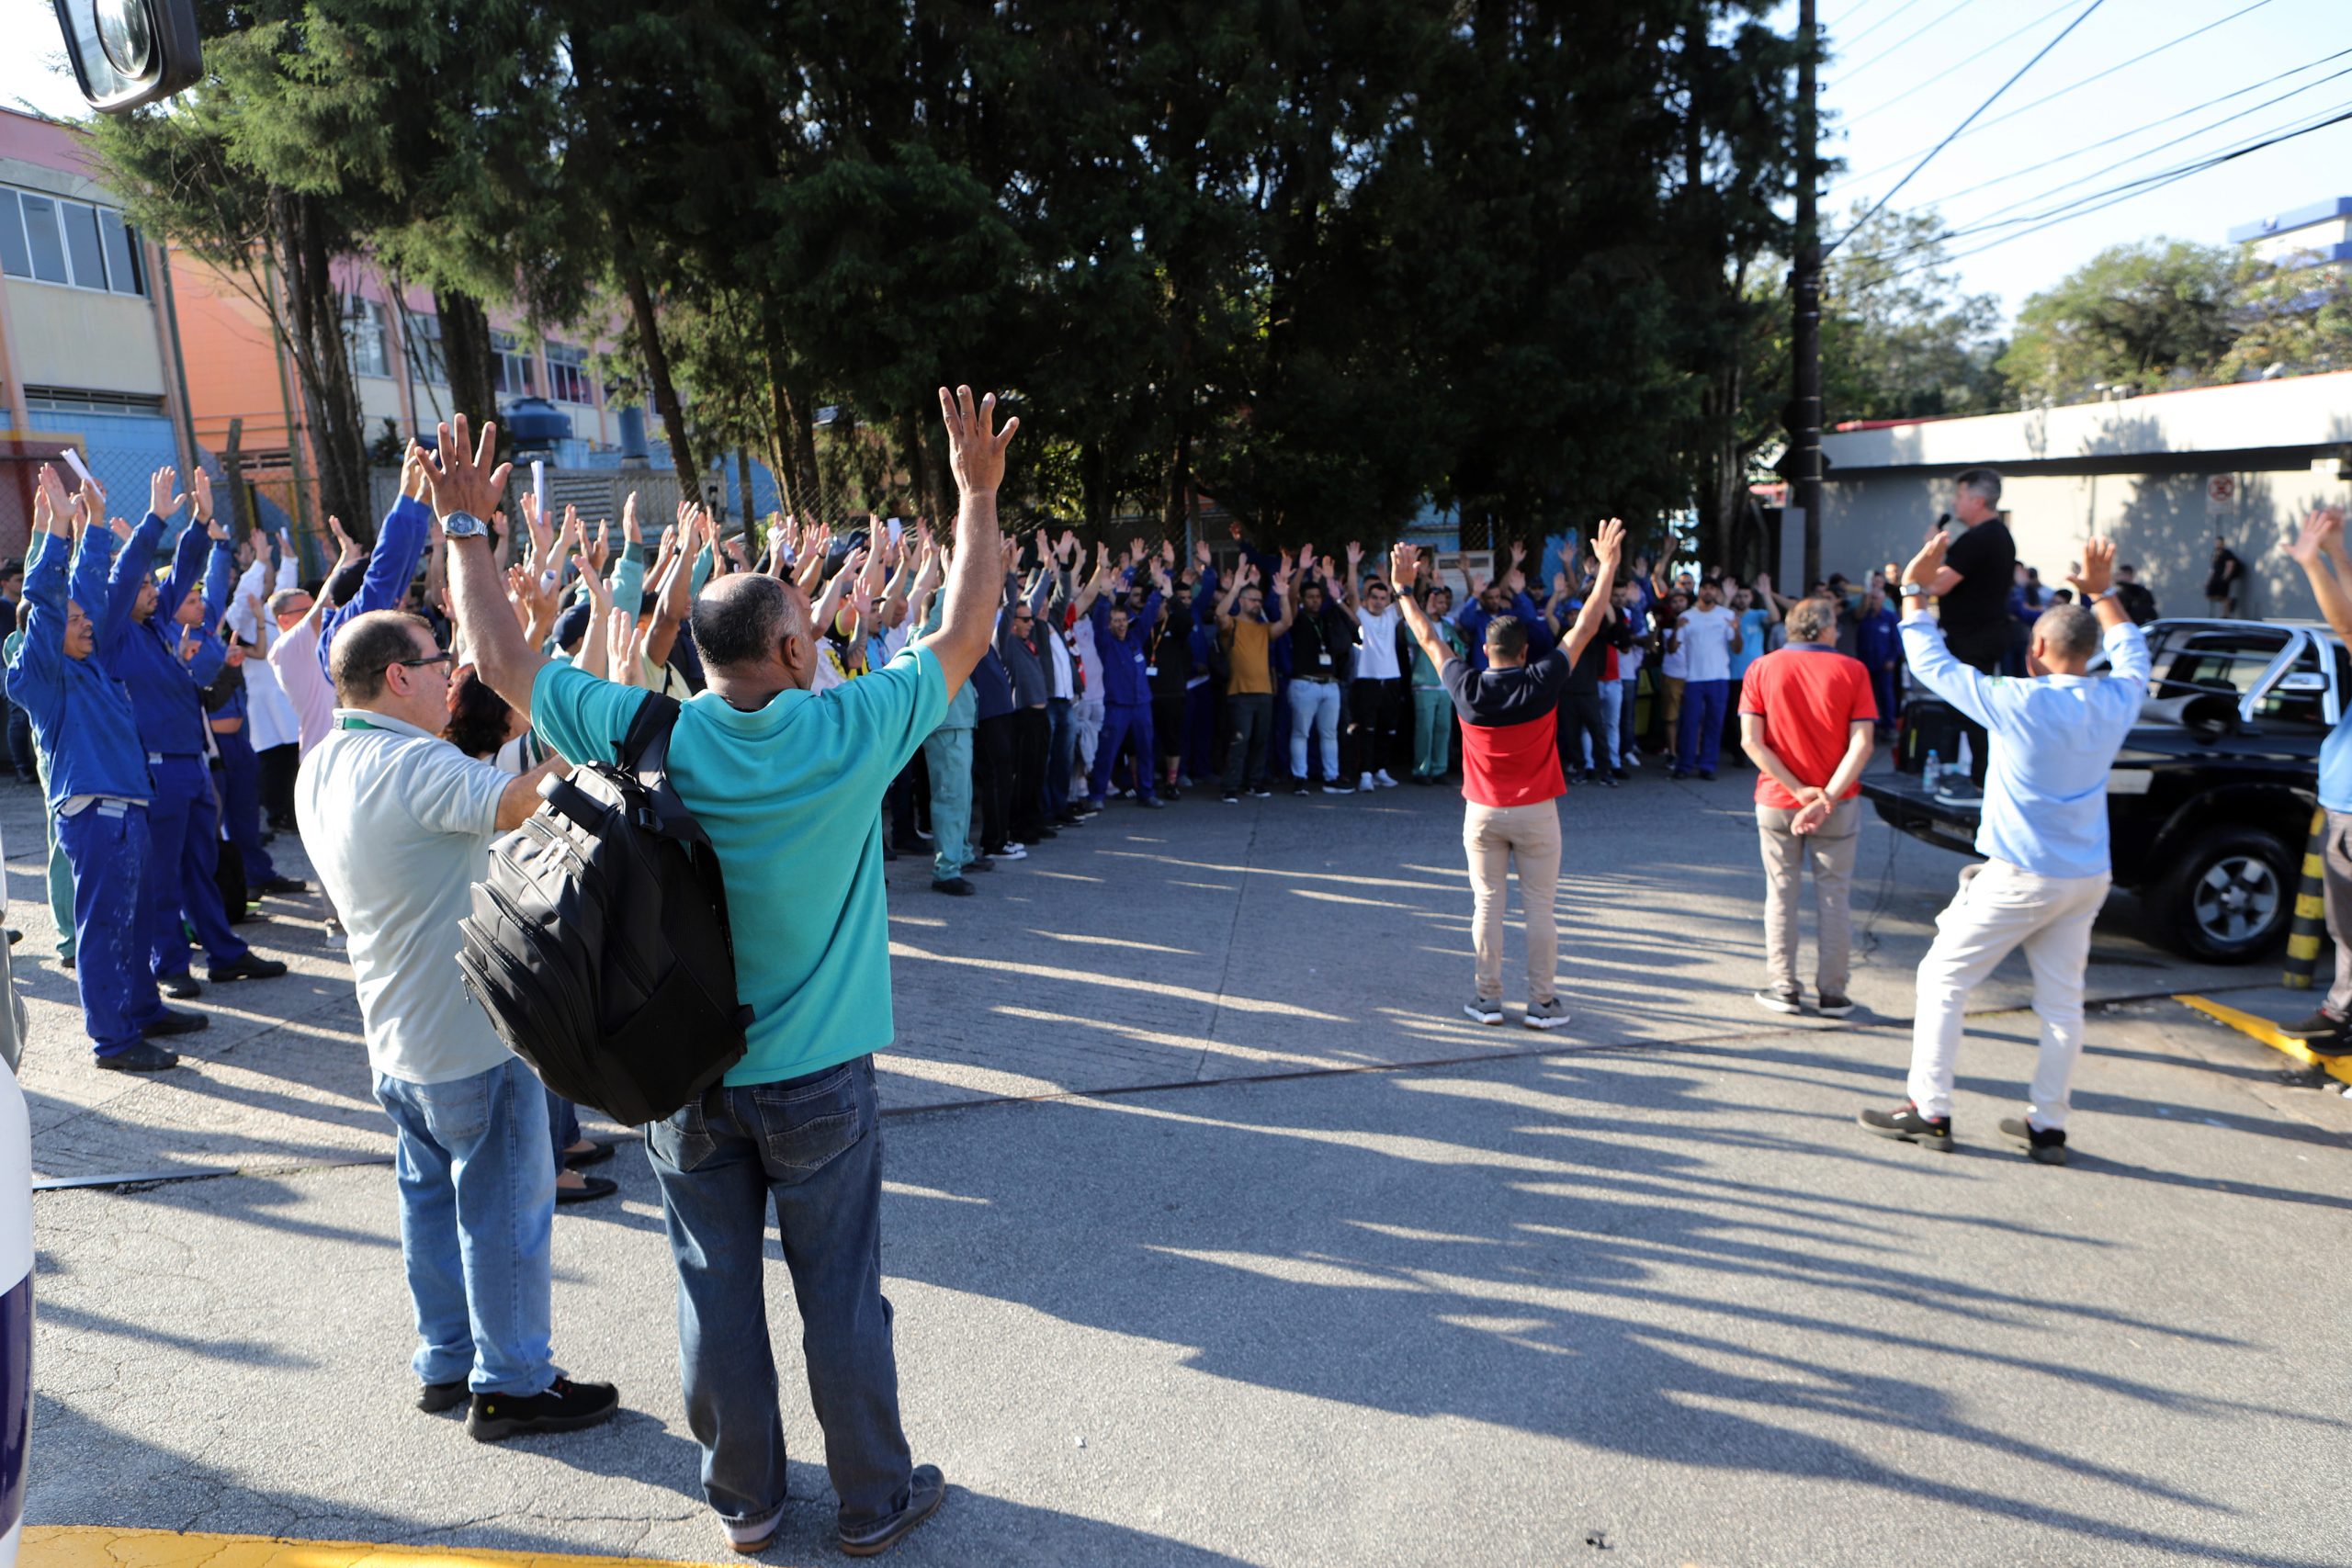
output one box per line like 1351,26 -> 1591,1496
3,278 -> 164,395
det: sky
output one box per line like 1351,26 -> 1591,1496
1783,0 -> 2352,318
4,0 -> 2346,323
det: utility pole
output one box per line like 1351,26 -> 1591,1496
1792,0 -> 1824,589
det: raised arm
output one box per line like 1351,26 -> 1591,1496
1558,521 -> 1626,666
427,416 -> 543,720
322,446 -> 435,660
1389,544 -> 1458,676
1214,560 -> 1250,631
7,473 -> 74,708
912,385 -> 1017,696
2288,508 -> 2352,647
1267,563 -> 1298,636
1894,530 -> 1996,728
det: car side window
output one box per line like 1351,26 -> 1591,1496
2151,629 -> 2290,701
2249,644 -> 2330,728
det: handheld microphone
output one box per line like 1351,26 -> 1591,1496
1936,512 -> 1952,529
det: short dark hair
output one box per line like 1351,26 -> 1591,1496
1485,614 -> 1526,659
0,558 -> 21,581
444,667 -> 514,760
1955,467 -> 2003,506
691,573 -> 792,669
329,611 -> 433,704
325,560 -> 369,609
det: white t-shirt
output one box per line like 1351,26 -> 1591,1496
296,709 -> 510,1085
1353,604 -> 1403,681
1679,605 -> 1738,683
243,656 -> 302,751
268,616 -> 336,755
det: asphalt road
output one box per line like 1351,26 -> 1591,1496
14,761 -> 2352,1566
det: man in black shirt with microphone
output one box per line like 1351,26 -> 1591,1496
1920,468 -> 2016,675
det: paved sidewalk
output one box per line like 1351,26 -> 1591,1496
1,764 -> 2265,1183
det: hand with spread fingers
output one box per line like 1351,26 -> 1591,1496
420,415 -> 513,525
937,385 -> 1019,497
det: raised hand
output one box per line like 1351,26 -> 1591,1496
622,491 -> 641,545
610,608 -> 652,687
937,385 -> 1020,496
1195,538 -> 1212,569
401,443 -> 428,501
31,466 -> 63,540
207,513 -> 231,544
1899,528 -> 1951,590
1128,536 -> 1147,564
1591,517 -> 1626,571
420,415 -> 513,524
1388,542 -> 1420,593
149,465 -> 185,522
2289,508 -> 2342,569
2065,537 -> 2117,600
191,467 -> 215,523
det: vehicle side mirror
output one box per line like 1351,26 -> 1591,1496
50,0 -> 201,112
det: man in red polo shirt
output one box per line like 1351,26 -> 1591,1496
1392,521 -> 1624,1031
1738,593 -> 1877,1019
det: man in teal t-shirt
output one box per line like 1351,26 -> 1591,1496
432,389 -> 1016,1559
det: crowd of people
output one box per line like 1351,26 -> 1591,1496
1,395 -> 2282,1559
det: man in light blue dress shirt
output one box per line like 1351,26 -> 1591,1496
2276,505 -> 2352,1054
1860,532 -> 2148,1166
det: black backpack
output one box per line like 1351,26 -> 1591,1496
457,694 -> 749,1125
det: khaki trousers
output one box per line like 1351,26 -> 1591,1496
1756,796 -> 1862,998
1463,799 -> 1562,1003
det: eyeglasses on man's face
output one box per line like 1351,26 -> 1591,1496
388,651 -> 455,675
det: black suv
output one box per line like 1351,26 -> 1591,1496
1862,617 -> 2341,963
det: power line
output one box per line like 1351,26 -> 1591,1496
1914,48 -> 2352,208
1828,0 -> 2283,194
1825,0 -> 2107,257
1843,0 -> 2076,127
1887,103 -> 2352,277
1840,0 -> 1935,51
1835,0 -> 1986,81
1923,61 -> 2352,240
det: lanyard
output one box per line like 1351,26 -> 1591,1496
335,716 -> 380,731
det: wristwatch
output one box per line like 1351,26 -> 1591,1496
442,510 -> 490,541
1899,583 -> 1928,600
2082,587 -> 2111,604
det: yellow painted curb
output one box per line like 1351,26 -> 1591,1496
24,1529 -> 762,1568
2177,994 -> 2352,1087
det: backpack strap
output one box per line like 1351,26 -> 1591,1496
616,692 -> 684,788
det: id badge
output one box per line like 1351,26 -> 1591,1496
1146,664 -> 1159,677
1317,651 -> 1332,667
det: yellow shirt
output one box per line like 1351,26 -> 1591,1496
1225,619 -> 1272,695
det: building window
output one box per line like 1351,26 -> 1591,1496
344,295 -> 390,378
24,386 -> 166,415
0,186 -> 148,295
547,341 -> 594,405
400,308 -> 447,386
492,331 -> 537,397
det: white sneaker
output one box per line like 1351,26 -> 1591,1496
1322,781 -> 1355,795
1358,773 -> 1376,793
996,843 -> 1028,862
1374,770 -> 1398,788
323,920 -> 346,951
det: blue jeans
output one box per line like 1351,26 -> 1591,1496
1675,678 -> 1730,774
1287,678 -> 1342,781
645,1056 -> 912,1531
141,752 -> 247,976
58,800 -> 163,1055
1614,674 -> 1640,762
373,1057 -> 560,1394
1044,697 -> 1075,818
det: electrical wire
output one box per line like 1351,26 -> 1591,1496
1889,103 -> 2352,275
1843,0 -> 2077,127
1927,63 -> 2352,238
1839,0 -> 1936,51
1914,48 -> 2352,208
1826,0 -> 2106,256
1828,0 -> 2282,194
1826,0 -> 1899,31
1835,0 -> 1987,81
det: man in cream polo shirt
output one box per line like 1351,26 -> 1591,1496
297,606 -> 619,1442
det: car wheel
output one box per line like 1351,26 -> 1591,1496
2153,825 -> 2293,963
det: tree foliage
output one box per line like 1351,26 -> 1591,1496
1997,239 -> 2237,403
92,0 -> 1809,550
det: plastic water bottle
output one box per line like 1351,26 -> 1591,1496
1923,749 -> 1942,793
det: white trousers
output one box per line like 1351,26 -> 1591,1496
1907,859 -> 2109,1130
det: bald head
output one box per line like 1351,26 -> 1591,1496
692,572 -> 807,671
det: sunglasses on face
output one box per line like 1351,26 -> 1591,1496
387,651 -> 455,674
